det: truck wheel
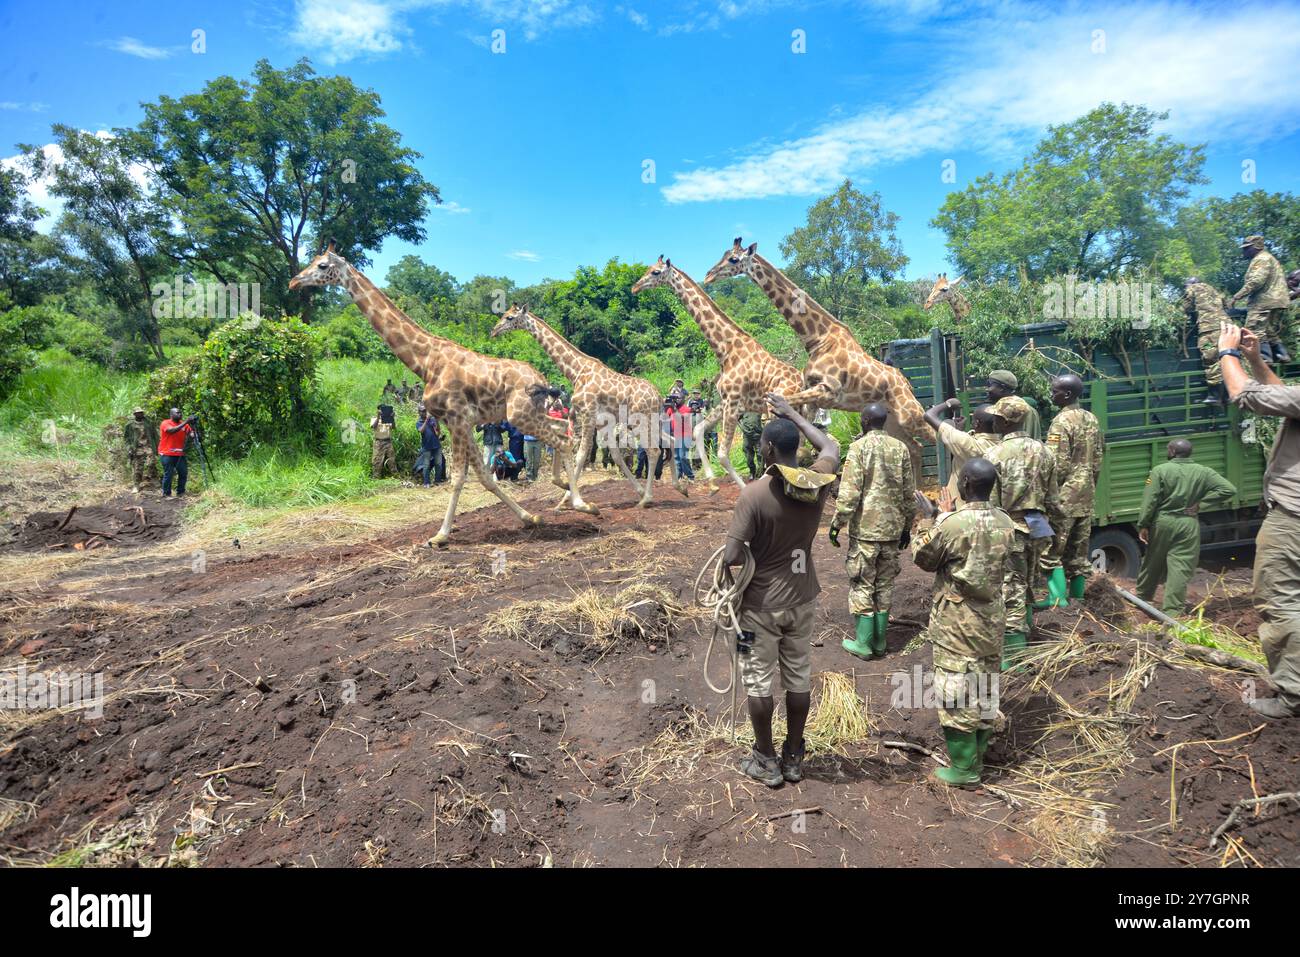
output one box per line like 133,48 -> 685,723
1089,529 -> 1141,578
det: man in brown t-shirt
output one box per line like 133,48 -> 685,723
724,393 -> 840,786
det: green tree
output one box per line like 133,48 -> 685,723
779,180 -> 907,324
385,255 -> 458,305
932,103 -> 1207,281
127,58 -> 440,320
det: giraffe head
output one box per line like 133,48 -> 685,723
289,240 -> 350,290
702,237 -> 758,285
491,302 -> 532,338
923,273 -> 963,310
631,256 -> 676,294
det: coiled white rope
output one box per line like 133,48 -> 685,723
693,545 -> 755,700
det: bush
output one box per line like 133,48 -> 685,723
144,314 -> 327,458
0,303 -> 55,398
49,312 -> 114,365
319,305 -> 389,361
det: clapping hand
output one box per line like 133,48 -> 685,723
914,490 -> 937,520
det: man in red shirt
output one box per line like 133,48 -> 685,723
158,407 -> 196,496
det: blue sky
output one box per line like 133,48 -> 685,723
3,0 -> 1299,288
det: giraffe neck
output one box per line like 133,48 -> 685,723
749,253 -> 841,351
344,267 -> 443,380
522,311 -> 594,382
947,290 -> 971,321
666,268 -> 745,358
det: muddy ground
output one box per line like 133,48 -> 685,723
0,476 -> 1296,867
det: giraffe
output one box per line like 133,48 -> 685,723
703,238 -> 930,472
289,243 -> 586,546
632,256 -> 806,490
924,273 -> 971,323
491,303 -> 687,507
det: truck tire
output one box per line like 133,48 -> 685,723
1089,528 -> 1141,578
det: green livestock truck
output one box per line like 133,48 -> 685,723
884,320 -> 1274,577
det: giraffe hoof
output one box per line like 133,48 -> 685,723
428,533 -> 450,548
676,483 -> 690,498
707,484 -> 720,496
522,513 -> 542,528
578,503 -> 600,516
551,479 -> 569,491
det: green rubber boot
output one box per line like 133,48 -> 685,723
1034,567 -> 1068,608
842,614 -> 874,660
1002,631 -> 1027,672
1069,574 -> 1087,601
871,611 -> 889,657
973,729 -> 992,776
932,728 -> 981,787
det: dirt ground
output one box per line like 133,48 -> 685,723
0,474 -> 1296,868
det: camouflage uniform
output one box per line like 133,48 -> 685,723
740,411 -> 763,479
123,415 -> 154,488
986,397 -> 1062,635
370,417 -> 397,478
1234,243 -> 1291,344
1042,403 -> 1104,579
936,422 -> 999,505
912,501 -> 1015,732
1183,281 -> 1231,386
831,431 -> 916,617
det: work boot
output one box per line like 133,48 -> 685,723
1260,340 -> 1276,365
739,748 -> 784,787
1202,383 -> 1227,406
1248,697 -> 1299,720
931,728 -> 981,787
1272,341 -> 1292,364
1069,574 -> 1087,601
972,729 -> 992,776
780,738 -> 806,783
1034,567 -> 1068,608
871,611 -> 889,657
842,614 -> 875,660
1002,632 -> 1027,672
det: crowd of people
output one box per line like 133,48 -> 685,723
722,319 -> 1299,792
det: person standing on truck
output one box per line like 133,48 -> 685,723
912,459 -> 1015,787
1134,439 -> 1236,617
1183,277 -> 1234,405
1219,322 -> 1300,719
1041,374 -> 1105,607
985,395 -> 1062,669
1230,235 -> 1291,365
987,370 -> 1041,440
829,402 -> 916,660
924,398 -> 1000,506
723,393 -> 840,787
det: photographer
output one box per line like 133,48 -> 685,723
158,407 -> 197,497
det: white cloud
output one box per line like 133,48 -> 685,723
105,36 -> 175,60
292,0 -> 599,62
0,101 -> 48,112
507,249 -> 541,262
663,2 -> 1300,203
2,133 -> 151,231
433,200 -> 471,214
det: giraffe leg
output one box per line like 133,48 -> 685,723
781,381 -> 839,410
562,413 -> 599,515
609,437 -> 648,505
887,387 -> 929,477
712,408 -> 745,491
690,406 -> 725,487
429,423 -> 474,546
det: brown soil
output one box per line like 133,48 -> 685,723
3,493 -> 184,552
0,478 -> 1295,867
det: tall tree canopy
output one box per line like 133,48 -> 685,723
779,179 -> 907,323
125,58 -> 439,320
932,103 -> 1207,282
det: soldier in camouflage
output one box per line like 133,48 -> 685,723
1040,374 -> 1104,606
923,397 -> 1000,506
1182,277 -> 1233,404
739,410 -> 764,480
986,394 -> 1062,669
912,458 -> 1015,787
987,370 -> 1041,441
123,408 -> 154,493
830,403 -> 916,659
1231,235 -> 1292,365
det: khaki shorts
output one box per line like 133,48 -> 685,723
738,600 -> 816,698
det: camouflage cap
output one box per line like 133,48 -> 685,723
1183,276 -> 1200,286
1240,235 -> 1266,250
132,407 -> 145,415
987,369 -> 1018,390
988,395 -> 1030,425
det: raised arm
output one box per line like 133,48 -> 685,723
766,393 -> 838,466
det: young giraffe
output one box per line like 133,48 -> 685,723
632,256 -> 806,490
289,244 -> 583,546
491,304 -> 687,507
924,273 -> 971,323
703,238 -> 930,472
